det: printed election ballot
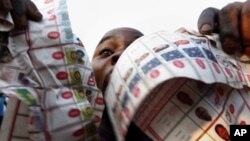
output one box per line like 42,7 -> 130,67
0,0 -> 104,141
105,28 -> 250,141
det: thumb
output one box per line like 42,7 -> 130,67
197,7 -> 219,34
10,0 -> 28,29
26,0 -> 43,21
0,0 -> 12,12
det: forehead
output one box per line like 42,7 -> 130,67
99,28 -> 143,44
107,28 -> 141,37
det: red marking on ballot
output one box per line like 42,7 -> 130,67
174,39 -> 190,46
68,109 -> 80,117
49,15 -> 56,21
217,87 -> 224,96
56,72 -> 68,80
52,51 -> 64,60
150,69 -> 160,79
47,9 -> 54,14
196,58 -> 205,69
247,74 -> 250,81
229,104 -> 235,114
213,62 -> 221,74
61,91 -> 73,99
73,128 -> 84,137
173,60 -> 184,68
95,115 -> 101,122
45,0 -> 53,4
237,72 -> 243,81
48,31 -> 60,39
240,121 -> 247,125
124,107 -> 131,119
225,68 -> 233,78
133,86 -> 140,98
95,97 -> 104,105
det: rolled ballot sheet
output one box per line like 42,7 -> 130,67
105,28 -> 250,141
0,0 -> 104,141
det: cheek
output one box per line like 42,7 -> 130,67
92,63 -> 101,80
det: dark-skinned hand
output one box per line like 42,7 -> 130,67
0,0 -> 43,30
0,0 -> 43,62
198,0 -> 250,56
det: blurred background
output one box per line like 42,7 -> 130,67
67,0 -> 245,59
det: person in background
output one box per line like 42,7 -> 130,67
0,93 -> 6,127
0,0 -> 250,140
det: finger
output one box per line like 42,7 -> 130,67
241,0 -> 250,55
10,0 -> 28,29
197,7 -> 220,34
26,0 -> 43,21
218,2 -> 243,54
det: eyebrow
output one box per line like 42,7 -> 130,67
97,36 -> 113,46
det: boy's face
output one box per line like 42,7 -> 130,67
92,28 -> 143,93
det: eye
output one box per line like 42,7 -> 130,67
99,48 -> 113,57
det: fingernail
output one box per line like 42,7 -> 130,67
29,10 -> 43,21
34,11 -> 43,21
200,24 -> 212,33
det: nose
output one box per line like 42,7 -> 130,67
111,51 -> 122,65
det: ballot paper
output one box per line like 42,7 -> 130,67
0,0 -> 104,141
1,0 -> 250,141
105,28 -> 250,141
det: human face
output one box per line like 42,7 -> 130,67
92,27 -> 143,93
